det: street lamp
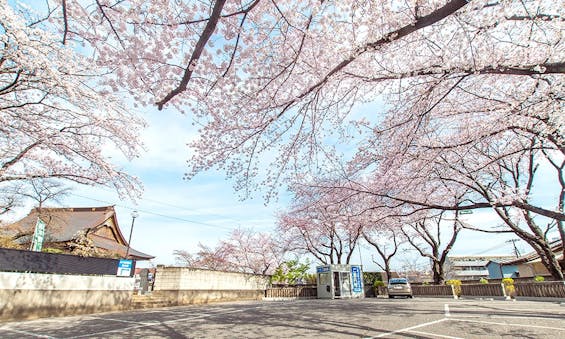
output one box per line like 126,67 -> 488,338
125,210 -> 139,259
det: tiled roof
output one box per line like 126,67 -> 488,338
8,206 -> 115,241
6,206 -> 154,260
90,234 -> 154,260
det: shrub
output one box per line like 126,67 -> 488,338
270,259 -> 311,285
502,278 -> 516,298
446,279 -> 462,297
42,247 -> 64,254
303,273 -> 317,285
373,280 -> 385,287
363,272 -> 383,286
501,277 -> 514,286
479,278 -> 488,284
534,275 -> 545,282
0,235 -> 21,249
373,280 -> 386,296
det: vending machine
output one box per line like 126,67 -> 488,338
316,264 -> 364,299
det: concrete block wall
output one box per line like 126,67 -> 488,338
0,272 -> 135,322
152,266 -> 269,305
154,266 -> 270,291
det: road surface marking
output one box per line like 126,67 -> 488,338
444,304 -> 450,317
86,316 -> 159,325
408,329 -> 463,339
372,318 -> 448,338
0,327 -> 56,338
67,308 -> 248,338
450,318 -> 565,331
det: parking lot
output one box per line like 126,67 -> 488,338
0,298 -> 564,338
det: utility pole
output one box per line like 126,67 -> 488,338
506,239 -> 521,258
125,210 -> 139,259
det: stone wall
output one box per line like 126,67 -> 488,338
0,272 -> 134,322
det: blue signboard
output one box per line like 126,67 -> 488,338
316,266 -> 330,273
117,259 -> 133,277
351,266 -> 362,293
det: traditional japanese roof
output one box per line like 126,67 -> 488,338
5,206 -> 154,260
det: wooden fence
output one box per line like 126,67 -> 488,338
461,284 -> 505,297
412,285 -> 453,296
515,282 -> 565,298
265,285 -> 317,299
415,282 -> 565,298
264,282 -> 565,299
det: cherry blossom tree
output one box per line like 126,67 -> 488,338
19,179 -> 70,209
0,186 -> 22,218
401,211 -> 462,284
363,223 -> 404,283
10,1 -> 563,272
276,183 -> 363,265
14,1 -> 561,200
448,140 -> 565,279
351,119 -> 565,278
1,2 -> 144,199
174,227 -> 285,275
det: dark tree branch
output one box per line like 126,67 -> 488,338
156,0 -> 228,109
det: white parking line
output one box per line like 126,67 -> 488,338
86,316 -> 159,325
67,308 -> 247,338
0,327 -> 56,338
371,318 -> 448,338
444,304 -> 450,317
450,318 -> 565,331
407,329 -> 463,339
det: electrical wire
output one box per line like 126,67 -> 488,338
68,192 -> 236,231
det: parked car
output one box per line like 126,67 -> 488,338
388,278 -> 412,298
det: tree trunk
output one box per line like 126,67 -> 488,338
432,261 -> 444,284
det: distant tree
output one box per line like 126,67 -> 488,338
362,272 -> 383,287
19,179 -> 70,210
0,233 -> 21,249
277,184 -> 363,265
452,142 -> 564,280
173,249 -> 198,267
174,227 -> 285,275
401,211 -> 462,284
363,223 -> 404,284
270,259 -> 311,285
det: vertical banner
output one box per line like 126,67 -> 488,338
30,218 -> 46,252
351,265 -> 363,293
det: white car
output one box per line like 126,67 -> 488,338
388,278 -> 413,298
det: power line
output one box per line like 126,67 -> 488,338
506,239 -> 521,257
69,192 -> 236,231
474,241 -> 512,255
70,185 -> 249,225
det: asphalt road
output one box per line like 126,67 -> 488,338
1,298 -> 564,338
